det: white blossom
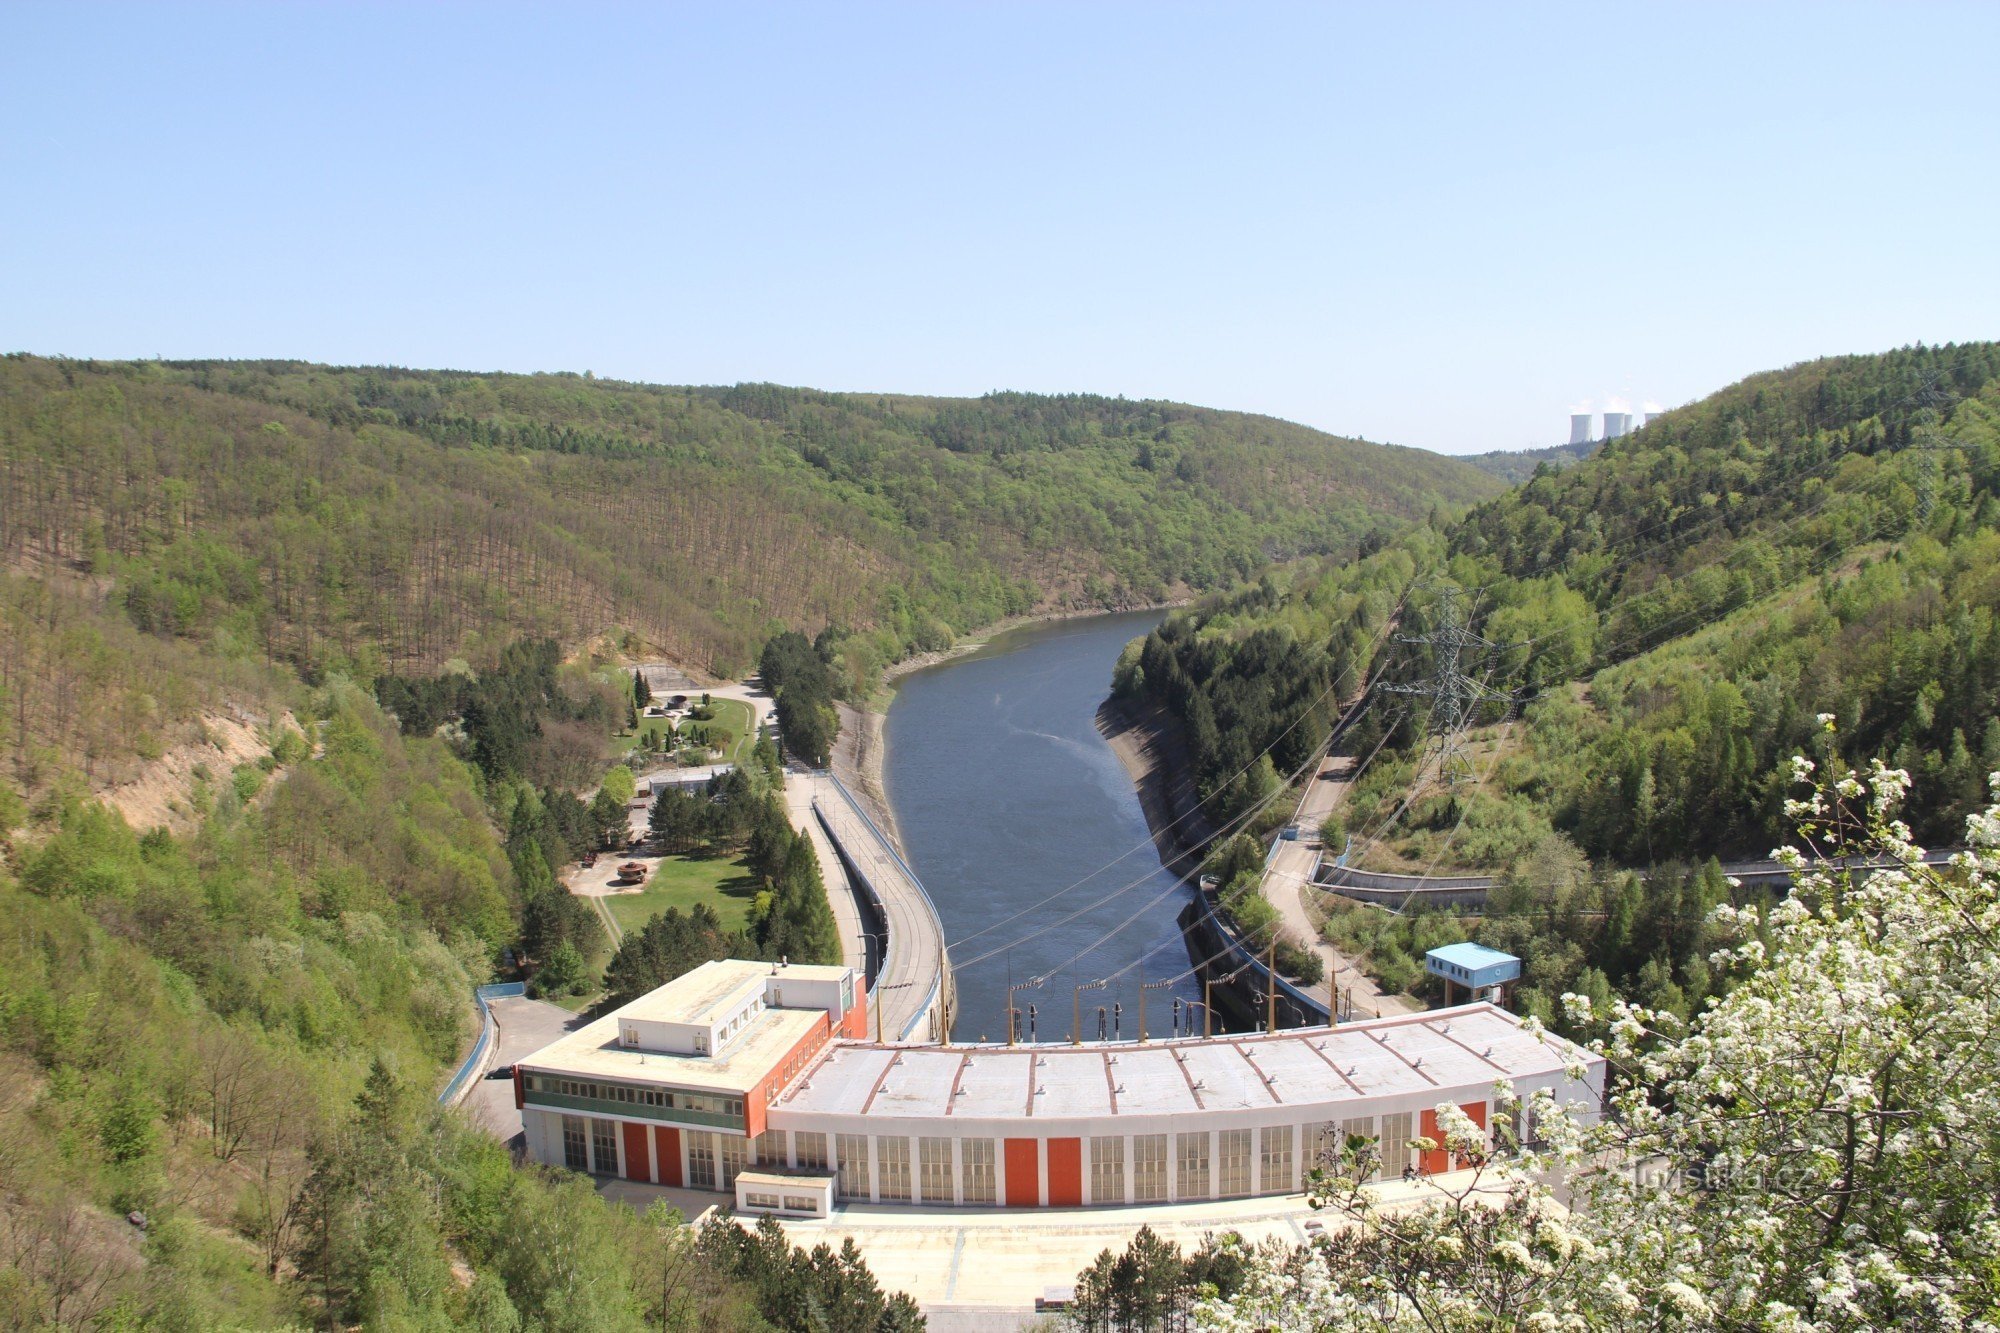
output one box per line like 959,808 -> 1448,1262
1195,758 -> 2000,1332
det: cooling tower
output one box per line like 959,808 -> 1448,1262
1569,413 -> 1593,445
1602,412 -> 1634,439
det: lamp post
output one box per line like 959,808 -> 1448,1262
1204,962 -> 1252,1038
1007,977 -> 1043,1046
1138,977 -> 1176,1043
1073,979 -> 1107,1045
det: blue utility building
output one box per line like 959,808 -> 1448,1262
1425,942 -> 1522,1007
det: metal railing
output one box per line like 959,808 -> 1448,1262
439,981 -> 527,1106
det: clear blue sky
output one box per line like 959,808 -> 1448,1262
4,3 -> 1995,455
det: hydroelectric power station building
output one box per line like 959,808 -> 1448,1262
512,959 -> 1606,1216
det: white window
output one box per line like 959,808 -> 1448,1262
919,1138 -> 954,1203
1301,1120 -> 1335,1176
876,1137 -> 911,1201
562,1115 -> 588,1172
795,1131 -> 828,1171
960,1138 -> 995,1204
1380,1111 -> 1413,1179
1090,1137 -> 1125,1205
755,1129 -> 785,1166
1176,1133 -> 1210,1200
719,1135 -> 748,1188
1342,1116 -> 1377,1181
836,1134 -> 870,1199
687,1131 -> 717,1189
590,1119 -> 619,1176
1259,1125 -> 1294,1193
1132,1134 -> 1168,1202
1217,1129 -> 1252,1197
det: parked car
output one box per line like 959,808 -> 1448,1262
485,1064 -> 516,1081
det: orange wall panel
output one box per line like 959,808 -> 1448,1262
622,1121 -> 651,1182
654,1125 -> 683,1187
1419,1109 -> 1449,1175
1047,1137 -> 1083,1206
842,983 -> 870,1040
1004,1137 -> 1040,1207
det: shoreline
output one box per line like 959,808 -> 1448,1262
830,701 -> 906,860
1094,696 -> 1215,881
845,602 -> 1186,855
879,600 -> 1187,688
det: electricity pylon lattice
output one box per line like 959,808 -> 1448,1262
1898,373 -> 1963,522
1377,584 -> 1514,785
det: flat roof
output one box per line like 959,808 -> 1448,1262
1426,942 -> 1519,969
519,1004 -> 825,1094
776,1004 -> 1584,1123
619,960 -> 766,1027
615,958 -> 849,1028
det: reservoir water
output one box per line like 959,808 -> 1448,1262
883,610 -> 1204,1042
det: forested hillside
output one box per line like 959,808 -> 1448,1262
0,355 -> 1493,680
1125,342 -> 2000,1020
0,352 -> 1493,1322
1460,438 -> 1598,483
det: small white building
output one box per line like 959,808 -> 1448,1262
647,764 -> 735,796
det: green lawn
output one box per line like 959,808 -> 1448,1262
604,851 -> 760,938
621,696 -> 760,766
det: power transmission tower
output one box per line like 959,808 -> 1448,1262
1377,583 -> 1514,785
1896,371 -> 1962,522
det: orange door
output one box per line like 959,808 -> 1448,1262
622,1122 -> 651,1182
1004,1137 -> 1040,1206
1458,1101 -> 1488,1167
1047,1138 -> 1083,1207
1419,1109 -> 1449,1175
654,1125 -> 683,1187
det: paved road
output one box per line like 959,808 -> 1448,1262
811,781 -> 948,1042
783,767 -> 869,975
779,1165 -> 1505,1320
459,995 -> 581,1145
1258,756 -> 1415,1019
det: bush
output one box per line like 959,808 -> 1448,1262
1277,938 -> 1324,986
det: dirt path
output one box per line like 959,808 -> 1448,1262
1262,755 -> 1415,1019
